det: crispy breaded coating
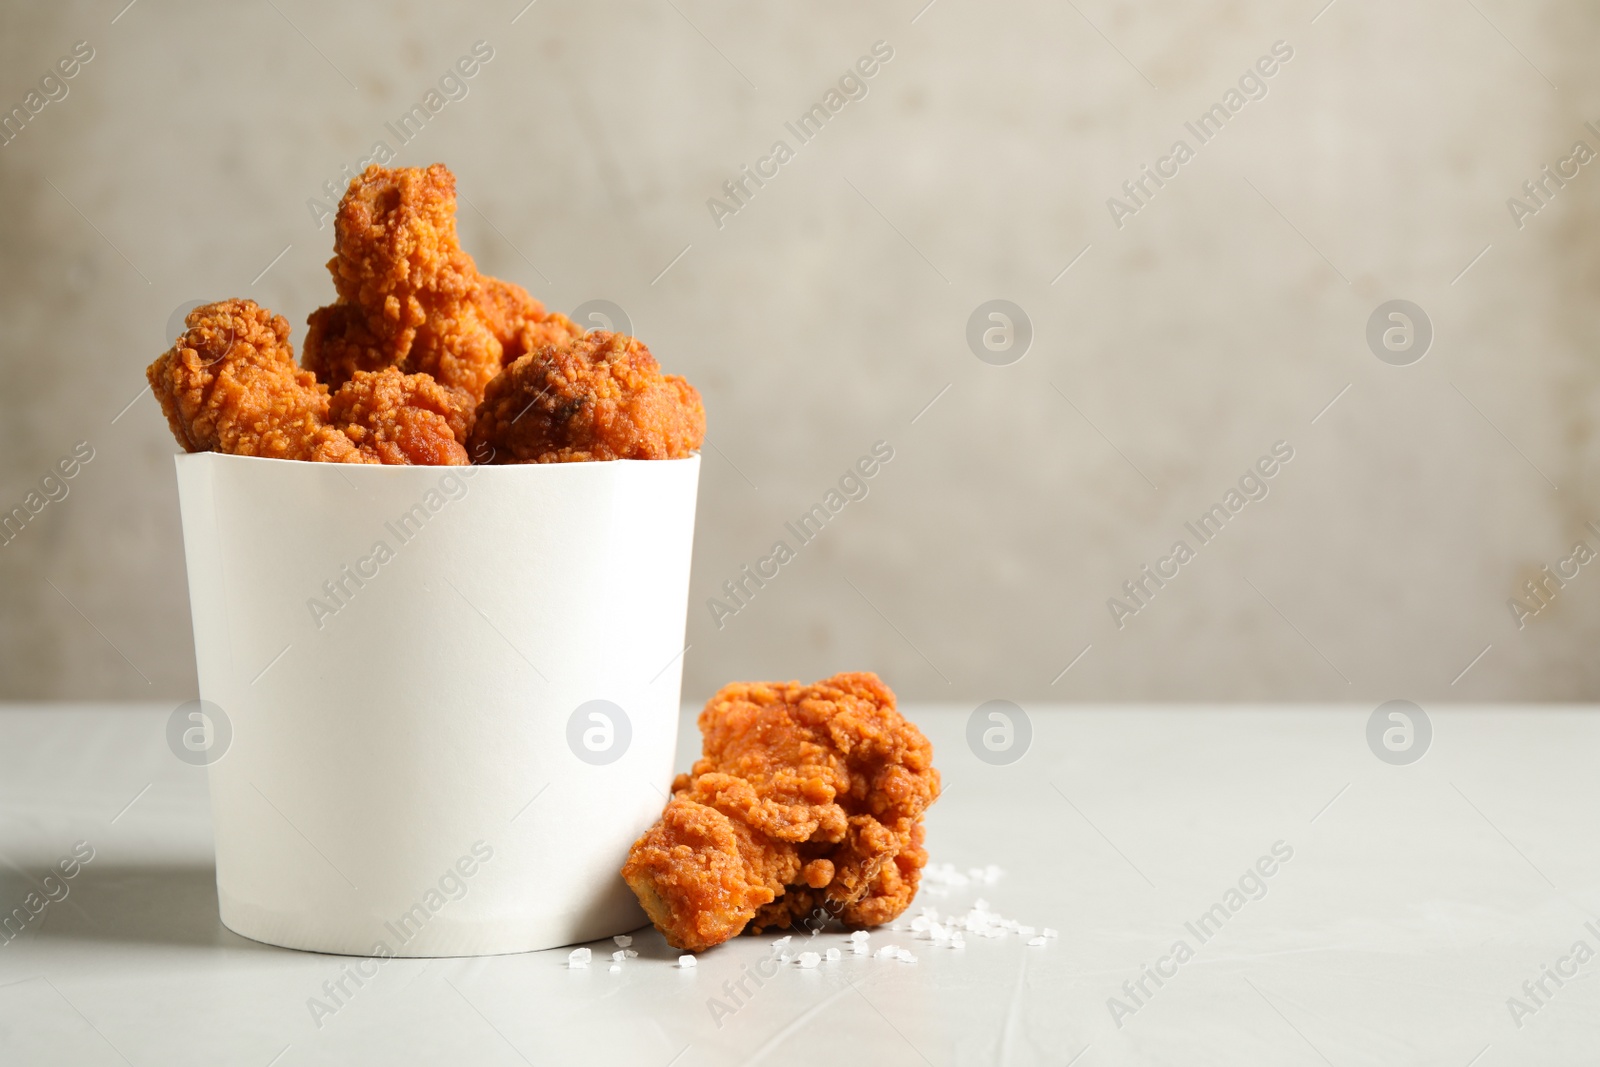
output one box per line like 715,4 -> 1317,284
622,673 -> 939,952
327,368 -> 472,466
146,299 -> 371,463
468,331 -> 705,464
474,277 -> 582,365
301,302 -> 388,387
622,798 -> 801,953
509,308 -> 584,367
301,164 -> 505,399
150,164 -> 706,468
147,300 -> 473,466
477,276 -> 541,354
755,819 -> 929,932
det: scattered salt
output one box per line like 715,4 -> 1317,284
611,950 -> 626,962
609,963 -> 621,973
875,945 -> 899,959
1043,928 -> 1059,939
568,947 -> 591,967
771,935 -> 792,949
678,955 -> 697,968
613,934 -> 633,947
1028,936 -> 1047,946
825,948 -> 841,962
897,949 -> 918,964
922,863 -> 971,891
849,930 -> 870,943
797,952 -> 820,968
851,941 -> 869,955
624,949 -> 639,958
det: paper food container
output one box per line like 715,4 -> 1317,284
174,451 -> 700,957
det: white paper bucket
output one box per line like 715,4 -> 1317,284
174,452 -> 700,956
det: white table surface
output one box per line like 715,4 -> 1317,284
1,703 -> 1596,1067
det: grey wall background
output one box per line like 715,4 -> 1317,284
1,0 -> 1596,704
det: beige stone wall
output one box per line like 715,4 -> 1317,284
0,0 -> 1595,702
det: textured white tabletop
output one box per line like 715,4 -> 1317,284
0,704 -> 1596,1066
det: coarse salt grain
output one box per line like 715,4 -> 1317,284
678,955 -> 697,968
849,930 -> 870,942
875,945 -> 899,959
797,952 -> 820,968
1043,928 -> 1059,938
624,949 -> 638,958
1028,936 -> 1047,946
568,947 -> 591,967
825,948 -> 841,962
609,963 -> 621,973
613,934 -> 633,947
852,942 -> 869,955
771,935 -> 792,949
611,950 -> 626,962
897,949 -> 918,964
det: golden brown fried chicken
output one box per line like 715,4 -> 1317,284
146,299 -> 371,463
623,798 -> 801,953
149,163 -> 706,468
301,164 -> 505,399
622,673 -> 939,952
508,308 -> 584,366
754,819 -> 929,932
328,368 -> 472,466
476,276 -> 541,354
474,277 -> 582,365
301,302 -> 385,389
148,300 -> 472,466
468,331 -> 704,464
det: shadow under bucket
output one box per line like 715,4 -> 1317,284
174,452 -> 700,956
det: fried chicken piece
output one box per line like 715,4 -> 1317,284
622,798 -> 800,953
475,277 -> 583,365
147,299 -> 470,466
468,331 -> 705,464
477,276 -> 540,354
146,299 -> 371,463
301,302 -> 387,388
843,819 -> 929,926
508,308 -> 584,366
759,820 -> 930,932
301,164 -> 505,399
622,673 -> 939,952
327,368 -> 472,466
